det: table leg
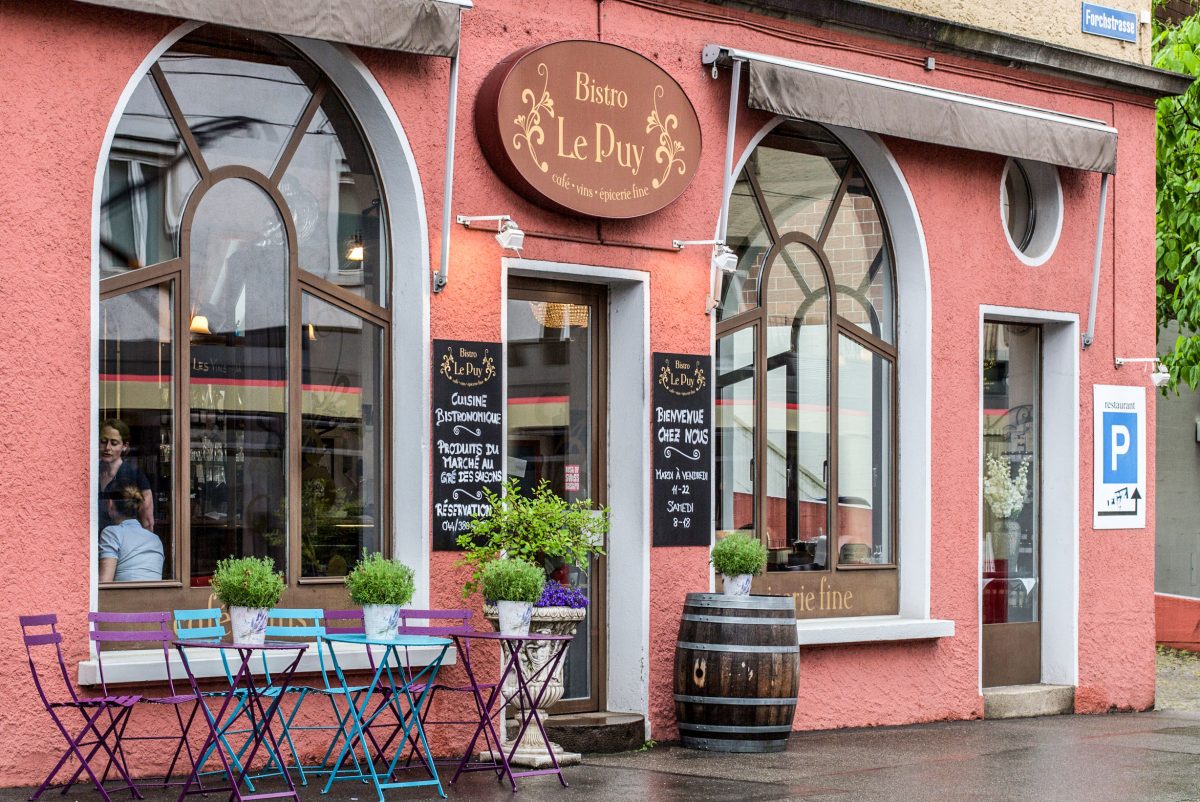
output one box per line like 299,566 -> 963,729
506,641 -> 570,788
451,639 -> 524,792
379,647 -> 447,797
321,644 -> 391,802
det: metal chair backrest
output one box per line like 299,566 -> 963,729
19,613 -> 78,709
395,609 -> 474,683
263,608 -> 324,686
89,611 -> 177,697
396,608 -> 475,637
173,608 -> 235,683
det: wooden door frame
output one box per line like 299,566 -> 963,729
507,277 -> 608,714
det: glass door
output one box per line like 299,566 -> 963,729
506,279 -> 606,713
981,321 -> 1041,686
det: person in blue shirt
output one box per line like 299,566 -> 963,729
99,484 -> 164,582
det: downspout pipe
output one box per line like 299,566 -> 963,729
704,47 -> 742,314
1082,172 -> 1111,349
433,52 -> 461,293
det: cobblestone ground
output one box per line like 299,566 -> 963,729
1156,645 -> 1200,711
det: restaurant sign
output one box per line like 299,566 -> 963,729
475,40 -> 702,219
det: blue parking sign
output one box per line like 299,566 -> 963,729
1102,411 -> 1137,484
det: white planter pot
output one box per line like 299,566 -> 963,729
362,604 -> 402,640
722,573 -> 753,596
496,600 -> 533,636
230,606 -> 269,645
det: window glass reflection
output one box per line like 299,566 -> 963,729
837,335 -> 892,564
283,90 -> 387,307
99,284 -> 175,581
827,170 -> 894,343
720,171 -> 771,321
160,29 -> 317,177
187,179 -> 288,581
301,295 -> 384,577
100,74 -> 199,277
982,323 -> 1040,624
765,244 -> 829,571
716,327 -> 756,537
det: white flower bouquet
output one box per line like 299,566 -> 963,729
983,453 -> 1030,520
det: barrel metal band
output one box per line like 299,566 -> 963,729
676,641 -> 799,653
679,736 -> 789,752
674,694 -> 798,705
685,595 -> 795,611
682,613 -> 797,625
678,722 -> 794,734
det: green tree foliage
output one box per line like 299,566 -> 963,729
1155,5 -> 1200,390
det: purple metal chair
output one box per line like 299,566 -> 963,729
85,612 -> 201,789
392,609 -> 493,767
20,613 -> 141,802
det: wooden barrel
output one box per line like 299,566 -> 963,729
673,592 -> 799,752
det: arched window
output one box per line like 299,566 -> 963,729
715,120 -> 897,617
97,26 -> 389,607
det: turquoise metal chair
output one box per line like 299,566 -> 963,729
172,608 -> 287,790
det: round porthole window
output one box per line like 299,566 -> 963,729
1000,158 -> 1062,266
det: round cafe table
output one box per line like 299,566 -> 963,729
319,633 -> 452,801
173,640 -> 307,802
449,630 -> 574,792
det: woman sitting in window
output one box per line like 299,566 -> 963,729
99,484 -> 164,582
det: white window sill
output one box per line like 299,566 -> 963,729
796,616 -> 955,646
78,643 -> 456,687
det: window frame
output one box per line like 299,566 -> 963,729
96,39 -> 393,609
716,122 -> 899,612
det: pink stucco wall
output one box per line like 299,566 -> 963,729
0,0 -> 1160,784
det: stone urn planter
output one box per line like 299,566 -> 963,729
484,603 -> 586,767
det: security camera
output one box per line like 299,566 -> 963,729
495,220 -> 525,252
1152,363 -> 1171,388
711,245 -> 739,275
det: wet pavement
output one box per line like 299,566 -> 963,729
10,708 -> 1200,802
11,653 -> 1200,802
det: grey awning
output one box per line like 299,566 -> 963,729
73,0 -> 467,57
703,45 -> 1118,174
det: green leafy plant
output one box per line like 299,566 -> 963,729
211,556 -> 285,609
344,552 -> 415,606
711,532 -> 768,577
1154,6 -> 1200,391
480,558 -> 546,604
457,478 -> 608,597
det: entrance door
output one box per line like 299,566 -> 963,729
506,279 -> 607,713
981,321 -> 1042,686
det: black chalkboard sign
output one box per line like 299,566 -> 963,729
432,340 -> 504,550
652,352 -> 712,546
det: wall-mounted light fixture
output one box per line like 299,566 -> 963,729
673,238 -> 739,314
436,215 -> 525,293
1115,356 -> 1170,388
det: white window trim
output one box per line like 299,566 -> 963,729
719,119 -> 951,639
78,643 -> 455,686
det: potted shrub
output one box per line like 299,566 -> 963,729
480,558 -> 545,636
211,556 -> 285,645
711,532 -> 767,595
344,552 -> 415,639
457,478 -> 608,596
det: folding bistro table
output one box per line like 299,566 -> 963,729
173,640 -> 307,802
449,631 -> 574,791
319,632 -> 451,801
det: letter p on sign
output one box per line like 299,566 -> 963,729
1103,411 -> 1138,484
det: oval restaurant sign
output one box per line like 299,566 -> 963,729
475,40 -> 702,219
